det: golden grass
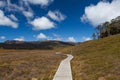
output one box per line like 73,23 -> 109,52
0,49 -> 16,53
54,46 -> 74,54
0,50 -> 65,80
63,34 -> 120,80
71,34 -> 120,80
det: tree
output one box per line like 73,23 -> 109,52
104,22 -> 110,36
92,33 -> 97,40
96,24 -> 105,38
96,16 -> 120,38
96,25 -> 102,34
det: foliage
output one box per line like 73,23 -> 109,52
96,16 -> 120,38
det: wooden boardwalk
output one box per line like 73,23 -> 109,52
53,54 -> 73,80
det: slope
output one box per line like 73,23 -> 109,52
71,34 -> 120,80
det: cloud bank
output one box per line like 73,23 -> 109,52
0,0 -> 66,31
81,0 -> 120,26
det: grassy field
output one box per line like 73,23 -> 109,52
0,34 -> 119,80
71,34 -> 120,80
0,50 -> 65,80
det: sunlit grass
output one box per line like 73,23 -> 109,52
63,34 -> 120,80
0,49 -> 16,53
0,50 -> 65,80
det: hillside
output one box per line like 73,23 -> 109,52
0,40 -> 75,50
71,34 -> 120,80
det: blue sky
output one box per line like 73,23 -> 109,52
0,0 -> 119,42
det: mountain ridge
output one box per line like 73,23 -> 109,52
0,40 -> 76,50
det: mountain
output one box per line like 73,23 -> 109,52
0,40 -> 75,50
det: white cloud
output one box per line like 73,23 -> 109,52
29,16 -> 55,30
27,0 -> 53,6
6,0 -> 24,12
0,36 -> 6,39
6,0 -> 34,20
0,1 -> 6,7
35,33 -> 63,41
67,37 -> 76,42
52,33 -> 62,41
47,10 -> 66,22
81,0 -> 120,26
0,10 -> 18,28
81,14 -> 88,23
9,14 -> 18,21
23,10 -> 34,19
14,36 -> 25,41
36,33 -> 48,39
83,37 -> 92,41
7,0 -> 11,6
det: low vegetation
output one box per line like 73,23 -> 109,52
0,27 -> 119,80
0,50 -> 65,80
94,16 -> 120,39
71,34 -> 120,80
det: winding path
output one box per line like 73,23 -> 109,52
53,54 -> 73,80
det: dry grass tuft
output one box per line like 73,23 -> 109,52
63,34 -> 120,80
0,50 -> 65,80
